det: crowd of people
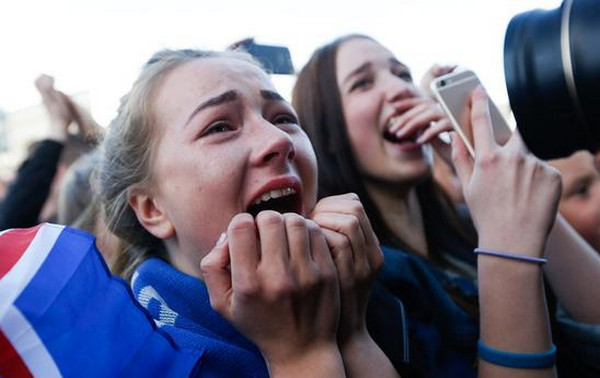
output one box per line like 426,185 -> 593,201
1,32 -> 599,378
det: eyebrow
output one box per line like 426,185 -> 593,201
185,90 -> 238,126
342,62 -> 371,86
260,89 -> 285,102
390,58 -> 410,73
569,175 -> 593,191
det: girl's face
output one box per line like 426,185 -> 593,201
550,151 -> 600,251
139,58 -> 317,262
335,38 -> 431,186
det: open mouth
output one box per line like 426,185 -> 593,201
246,187 -> 302,217
382,129 -> 420,145
382,116 -> 421,147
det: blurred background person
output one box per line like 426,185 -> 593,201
0,75 -> 100,230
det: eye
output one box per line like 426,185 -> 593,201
273,113 -> 299,125
350,76 -> 373,92
201,121 -> 235,137
392,68 -> 413,82
574,184 -> 590,198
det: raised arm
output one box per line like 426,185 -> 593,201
452,87 -> 561,378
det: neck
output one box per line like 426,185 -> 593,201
364,180 -> 429,257
165,238 -> 205,280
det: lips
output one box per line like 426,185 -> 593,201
246,177 -> 303,217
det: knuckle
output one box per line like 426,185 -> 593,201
283,212 -> 307,230
344,215 -> 361,233
476,152 -> 498,169
297,270 -> 320,293
508,151 -> 526,166
545,165 -> 563,188
371,248 -> 385,271
229,213 -> 255,232
355,264 -> 372,281
255,210 -> 283,227
265,278 -> 296,301
346,192 -> 360,202
319,264 -> 338,283
237,279 -> 261,297
347,200 -> 364,215
305,218 -> 320,232
335,235 -> 351,251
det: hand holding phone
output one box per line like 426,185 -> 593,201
430,70 -> 512,157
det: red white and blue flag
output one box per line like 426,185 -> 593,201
0,223 -> 200,377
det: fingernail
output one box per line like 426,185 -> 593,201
216,232 -> 227,247
416,135 -> 425,144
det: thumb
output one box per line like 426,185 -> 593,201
201,233 -> 232,315
451,132 -> 473,187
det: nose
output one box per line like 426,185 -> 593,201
251,118 -> 296,166
383,73 -> 414,104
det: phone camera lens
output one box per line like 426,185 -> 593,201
439,80 -> 446,87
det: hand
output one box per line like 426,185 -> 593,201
35,74 -> 72,141
419,64 -> 457,98
387,96 -> 454,163
201,211 -> 343,375
452,87 -> 562,255
310,193 -> 383,342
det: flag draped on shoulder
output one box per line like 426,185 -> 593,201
0,224 -> 201,377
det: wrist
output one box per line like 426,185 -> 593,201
47,123 -> 68,142
478,253 -> 543,278
339,327 -> 371,356
478,235 -> 546,259
265,342 -> 344,378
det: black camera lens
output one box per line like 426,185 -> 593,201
439,79 -> 447,87
504,0 -> 600,159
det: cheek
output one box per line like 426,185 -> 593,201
295,139 -> 319,209
342,94 -> 381,146
156,142 -> 242,218
560,201 -> 600,240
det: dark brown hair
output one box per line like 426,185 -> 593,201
292,35 -> 476,265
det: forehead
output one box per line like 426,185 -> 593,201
158,57 -> 274,101
153,57 -> 275,124
336,38 -> 395,74
551,151 -> 597,178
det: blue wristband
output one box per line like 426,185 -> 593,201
474,248 -> 548,265
477,339 -> 556,369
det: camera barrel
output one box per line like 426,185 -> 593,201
504,0 -> 600,159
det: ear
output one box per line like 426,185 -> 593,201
128,187 -> 175,240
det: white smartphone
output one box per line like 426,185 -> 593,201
430,69 -> 512,157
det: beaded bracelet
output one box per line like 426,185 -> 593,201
474,248 -> 547,265
478,339 -> 556,369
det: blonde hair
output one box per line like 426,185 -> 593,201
98,48 -> 258,278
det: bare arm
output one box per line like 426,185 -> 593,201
452,88 -> 560,378
544,214 -> 600,323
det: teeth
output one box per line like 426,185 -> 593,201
387,116 -> 400,129
253,187 -> 296,206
